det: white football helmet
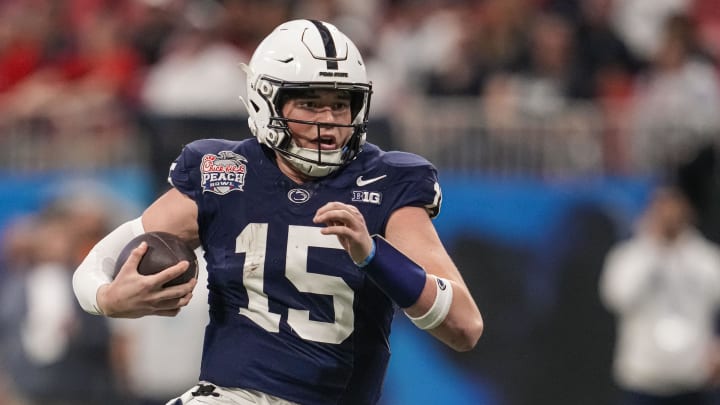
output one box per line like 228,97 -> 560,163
241,19 -> 372,177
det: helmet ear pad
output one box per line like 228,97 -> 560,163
242,73 -> 291,151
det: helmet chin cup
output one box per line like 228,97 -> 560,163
242,19 -> 372,178
283,144 -> 344,177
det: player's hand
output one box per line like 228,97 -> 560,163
97,242 -> 197,318
313,202 -> 373,265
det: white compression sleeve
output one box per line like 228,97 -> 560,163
72,217 -> 145,315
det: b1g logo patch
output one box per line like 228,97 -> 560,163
200,151 -> 248,194
352,190 -> 382,205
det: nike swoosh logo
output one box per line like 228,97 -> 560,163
356,174 -> 387,187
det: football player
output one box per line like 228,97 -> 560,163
73,19 -> 483,405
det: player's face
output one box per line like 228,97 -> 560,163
281,90 -> 353,151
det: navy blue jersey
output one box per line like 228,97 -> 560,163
169,138 -> 441,405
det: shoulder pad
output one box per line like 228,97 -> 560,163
184,138 -> 243,154
381,151 -> 434,168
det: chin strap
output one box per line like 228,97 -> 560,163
282,142 -> 345,177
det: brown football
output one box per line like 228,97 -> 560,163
114,232 -> 198,287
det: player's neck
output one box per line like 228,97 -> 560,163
276,154 -> 311,185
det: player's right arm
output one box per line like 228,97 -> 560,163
72,188 -> 199,318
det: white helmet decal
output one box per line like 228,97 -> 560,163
240,19 -> 372,177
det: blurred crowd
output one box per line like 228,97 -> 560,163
0,192 -> 125,405
0,186 -> 208,405
0,0 -> 719,172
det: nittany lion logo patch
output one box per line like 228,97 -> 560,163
200,151 -> 248,194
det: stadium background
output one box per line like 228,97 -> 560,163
1,0 -> 720,404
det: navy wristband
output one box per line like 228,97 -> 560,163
362,235 -> 427,308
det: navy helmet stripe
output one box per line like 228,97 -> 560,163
308,19 -> 338,70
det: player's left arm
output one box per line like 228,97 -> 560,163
314,202 -> 483,352
385,206 -> 483,352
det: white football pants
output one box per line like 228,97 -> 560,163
166,383 -> 300,405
